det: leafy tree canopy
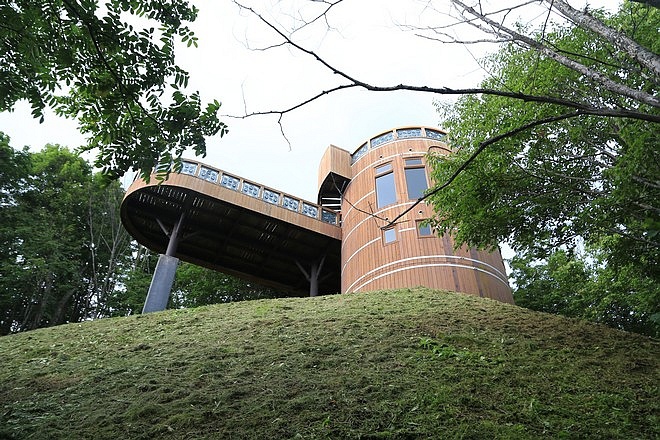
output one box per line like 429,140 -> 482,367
0,0 -> 227,179
512,249 -> 659,336
0,134 -> 132,334
428,2 -> 658,332
428,1 -> 658,266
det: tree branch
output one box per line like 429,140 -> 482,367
232,1 -> 660,124
385,110 -> 589,228
547,0 -> 660,80
451,0 -> 660,108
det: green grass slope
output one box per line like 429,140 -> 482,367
1,288 -> 657,439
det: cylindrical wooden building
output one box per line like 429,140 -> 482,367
318,126 -> 514,303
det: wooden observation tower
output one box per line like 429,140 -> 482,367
318,127 -> 513,303
121,126 -> 514,312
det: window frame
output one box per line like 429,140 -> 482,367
383,227 -> 397,244
375,162 -> 397,209
416,220 -> 433,238
404,158 -> 428,200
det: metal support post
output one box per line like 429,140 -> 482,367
142,254 -> 179,313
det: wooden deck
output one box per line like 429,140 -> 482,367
121,160 -> 342,295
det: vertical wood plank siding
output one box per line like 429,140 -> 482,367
318,144 -> 352,189
338,127 -> 514,303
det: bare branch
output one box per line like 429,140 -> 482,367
276,113 -> 293,151
288,0 -> 344,36
451,0 -> 660,108
412,30 -> 512,45
385,110 -> 589,228
230,1 -> 660,124
547,0 -> 660,79
230,79 -> 660,124
224,83 -> 359,119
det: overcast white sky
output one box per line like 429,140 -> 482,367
0,0 -> 620,201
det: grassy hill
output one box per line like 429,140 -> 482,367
0,288 -> 657,439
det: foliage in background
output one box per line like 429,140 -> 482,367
106,245 -> 157,317
512,250 -> 659,336
116,249 -> 286,314
0,0 -> 227,179
0,133 -> 288,335
429,2 -> 659,335
0,136 -> 287,334
171,263 -> 286,308
112,244 -> 285,315
0,133 -> 132,334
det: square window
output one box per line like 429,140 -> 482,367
263,189 -> 279,204
383,228 -> 397,244
242,181 -> 260,198
321,210 -> 337,224
417,221 -> 433,237
221,174 -> 240,190
199,167 -> 219,183
302,203 -> 318,218
283,196 -> 299,211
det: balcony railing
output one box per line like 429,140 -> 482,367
351,127 -> 448,164
177,160 -> 340,226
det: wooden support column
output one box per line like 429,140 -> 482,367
142,212 -> 186,313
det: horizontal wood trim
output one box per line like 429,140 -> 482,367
352,263 -> 509,291
347,255 -> 510,292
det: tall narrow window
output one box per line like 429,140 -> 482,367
404,158 -> 428,200
375,163 -> 396,208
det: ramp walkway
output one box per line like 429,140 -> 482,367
121,159 -> 342,297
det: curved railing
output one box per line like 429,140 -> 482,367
175,159 -> 340,226
350,126 -> 448,164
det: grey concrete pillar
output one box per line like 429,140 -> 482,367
142,254 -> 179,313
142,212 -> 185,314
309,261 -> 319,297
296,255 -> 325,297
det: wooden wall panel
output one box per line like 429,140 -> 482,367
340,127 -> 514,304
317,144 -> 352,190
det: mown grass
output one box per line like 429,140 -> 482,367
0,288 -> 657,439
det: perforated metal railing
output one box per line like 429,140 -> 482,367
176,159 -> 340,226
